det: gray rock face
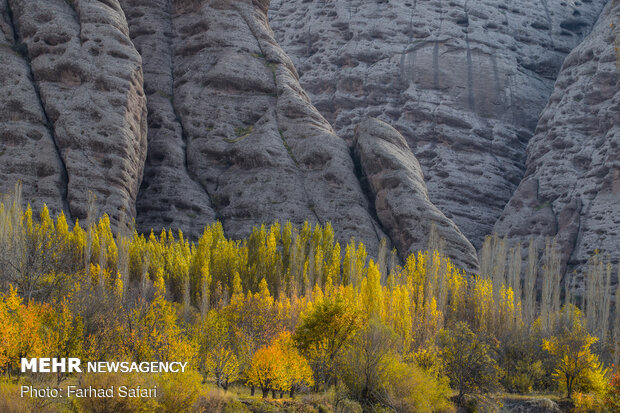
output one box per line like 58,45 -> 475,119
269,0 -> 607,248
121,0 -> 386,250
120,0 -> 216,236
1,0 -> 616,275
494,0 -> 620,279
7,0 -> 148,224
354,118 -> 479,272
0,0 -> 65,213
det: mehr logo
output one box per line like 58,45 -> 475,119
21,358 -> 82,373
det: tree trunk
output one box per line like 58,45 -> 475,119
280,391 -> 284,398
290,386 -> 295,398
251,386 -> 255,396
272,389 -> 276,398
262,387 -> 269,398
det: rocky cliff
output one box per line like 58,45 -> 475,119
494,0 -> 620,279
0,0 -> 66,214
354,118 -> 479,272
269,0 -> 608,249
2,0 -> 148,225
120,0 -> 387,250
0,0 -> 617,275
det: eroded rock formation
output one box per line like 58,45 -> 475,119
269,0 -> 608,248
0,0 -> 617,274
0,0 -> 65,213
5,0 -> 148,224
494,0 -> 620,279
120,0 -> 216,235
121,0 -> 387,250
354,118 -> 479,272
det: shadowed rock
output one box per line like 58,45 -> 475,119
354,118 -> 479,272
0,0 -> 65,213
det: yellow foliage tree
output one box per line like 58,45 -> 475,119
542,307 -> 608,399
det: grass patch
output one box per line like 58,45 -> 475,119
265,62 -> 277,85
155,90 -> 172,100
279,129 -> 298,166
235,126 -> 253,137
224,126 -> 253,143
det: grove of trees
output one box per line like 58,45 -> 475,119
0,185 -> 618,412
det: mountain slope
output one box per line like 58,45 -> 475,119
494,0 -> 620,279
118,0 -> 389,251
269,0 -> 608,248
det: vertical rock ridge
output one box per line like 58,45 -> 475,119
0,0 -> 66,213
7,0 -> 148,227
236,0 -> 388,250
354,118 -> 480,273
121,0 -> 216,237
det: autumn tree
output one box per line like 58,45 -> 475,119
125,275 -> 196,365
0,286 -> 47,377
437,322 -> 500,405
245,344 -> 284,398
46,299 -> 84,383
293,298 -> 361,388
274,332 -> 313,398
0,185 -> 81,301
606,365 -> 620,410
542,305 -> 607,399
197,311 -> 239,390
339,318 -> 398,407
245,332 -> 313,398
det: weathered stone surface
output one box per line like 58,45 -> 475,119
269,0 -> 607,248
120,0 -> 216,237
494,0 -> 620,280
1,0 -> 616,274
121,0 -> 386,250
0,0 -> 65,213
8,0 -> 147,224
354,118 -> 479,272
